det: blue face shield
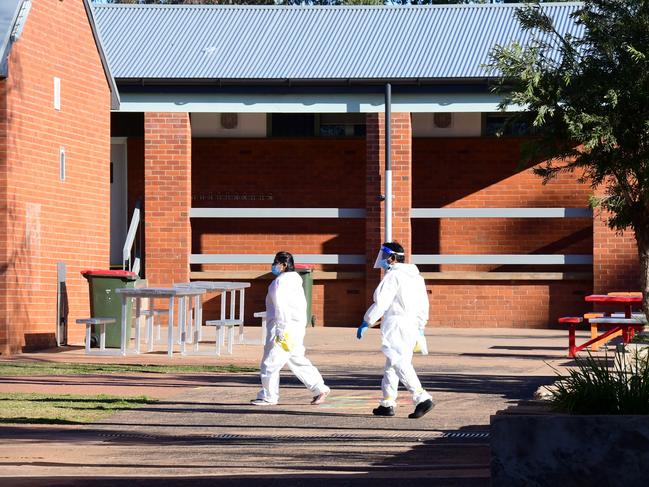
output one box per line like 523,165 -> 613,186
373,245 -> 404,269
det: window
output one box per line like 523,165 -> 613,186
483,113 -> 532,137
269,114 -> 316,137
269,113 -> 366,138
318,113 -> 366,137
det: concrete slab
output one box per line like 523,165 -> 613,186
0,327 -> 600,485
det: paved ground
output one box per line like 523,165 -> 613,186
0,327 -> 590,486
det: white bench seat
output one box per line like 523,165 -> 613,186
76,317 -> 117,354
205,319 -> 238,355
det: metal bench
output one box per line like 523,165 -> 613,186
76,317 -> 117,354
205,319 -> 238,355
562,315 -> 646,357
254,311 -> 267,344
141,308 -> 168,351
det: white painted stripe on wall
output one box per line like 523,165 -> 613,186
190,254 -> 366,265
410,208 -> 593,219
190,208 -> 366,218
411,254 -> 593,265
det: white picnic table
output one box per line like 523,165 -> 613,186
174,281 -> 251,348
115,287 -> 206,357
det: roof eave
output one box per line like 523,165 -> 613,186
84,0 -> 120,110
115,77 -> 495,88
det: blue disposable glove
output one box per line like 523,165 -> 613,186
356,321 -> 369,340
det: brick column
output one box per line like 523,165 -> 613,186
144,112 -> 191,286
593,206 -> 639,293
365,112 -> 412,301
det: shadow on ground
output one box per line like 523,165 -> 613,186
2,476 -> 488,487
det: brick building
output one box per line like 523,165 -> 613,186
0,3 -> 639,354
0,0 -> 118,354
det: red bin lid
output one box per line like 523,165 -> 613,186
81,269 -> 138,277
294,264 -> 314,270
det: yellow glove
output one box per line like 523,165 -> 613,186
414,330 -> 428,356
274,331 -> 292,352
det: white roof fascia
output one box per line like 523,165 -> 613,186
115,92 -> 524,114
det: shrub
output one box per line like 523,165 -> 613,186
549,348 -> 649,415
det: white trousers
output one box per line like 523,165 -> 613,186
380,320 -> 432,408
256,327 -> 329,404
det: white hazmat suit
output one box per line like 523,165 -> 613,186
255,271 -> 330,404
364,263 -> 433,408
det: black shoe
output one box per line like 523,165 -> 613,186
408,399 -> 435,419
372,405 -> 395,417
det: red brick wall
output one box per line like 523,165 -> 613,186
412,138 -> 593,270
427,281 -> 592,328
191,137 -> 365,266
128,137 -> 367,325
412,137 -> 593,328
0,0 -> 111,354
144,113 -> 192,287
0,80 -> 8,350
128,132 -> 600,328
192,137 -> 366,326
593,208 -> 639,293
365,113 -> 412,307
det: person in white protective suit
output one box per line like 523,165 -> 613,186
357,242 -> 435,419
251,251 -> 331,406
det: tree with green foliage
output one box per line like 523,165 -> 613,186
489,0 -> 649,311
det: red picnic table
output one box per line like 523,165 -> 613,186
562,294 -> 645,358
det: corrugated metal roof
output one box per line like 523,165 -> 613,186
93,4 -> 583,82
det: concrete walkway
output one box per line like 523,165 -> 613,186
0,327 -> 589,486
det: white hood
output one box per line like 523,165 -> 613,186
390,263 -> 421,277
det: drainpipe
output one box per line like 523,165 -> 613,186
385,82 -> 392,243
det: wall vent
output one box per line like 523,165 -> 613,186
54,77 -> 61,111
433,113 -> 452,129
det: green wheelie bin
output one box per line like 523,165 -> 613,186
81,269 -> 138,348
295,264 -> 315,327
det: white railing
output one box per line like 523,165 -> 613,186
188,206 -> 594,270
412,254 -> 593,265
189,208 -> 366,218
123,201 -> 141,274
190,254 -> 365,265
410,208 -> 593,219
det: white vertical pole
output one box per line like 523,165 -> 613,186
120,297 -> 128,356
385,82 -> 392,243
239,288 -> 245,343
167,297 -> 175,358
